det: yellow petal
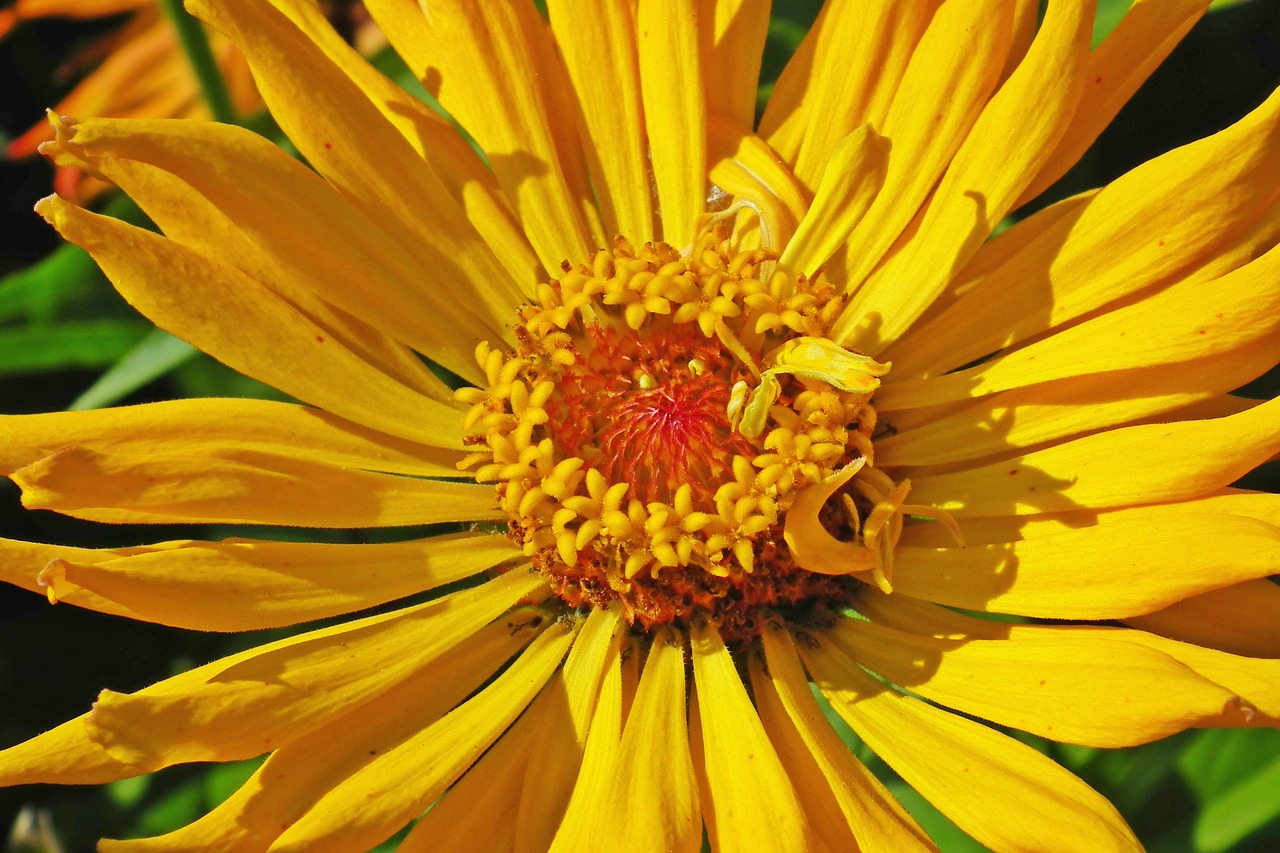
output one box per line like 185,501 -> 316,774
834,0 -> 1013,295
83,570 -> 546,770
758,0 -> 937,192
614,630 -> 702,852
194,0 -> 531,311
1125,578 -> 1280,659
1019,0 -> 1211,205
11,445 -> 500,527
889,512 -> 1280,619
547,633 -> 626,853
0,397 -> 462,479
263,0 -> 542,292
830,613 -> 1240,748
755,628 -> 937,851
418,0 -> 599,271
37,196 -> 467,448
783,461 -> 877,576
639,0 -> 706,247
909,396 -> 1280,515
703,0 -> 771,128
876,238 -> 1280,411
516,606 -> 623,851
37,533 -> 518,632
802,638 -> 1141,853
0,715 -> 140,787
876,341 -> 1280,468
49,114 -> 503,386
690,622 -> 808,852
100,614 -> 539,852
707,115 -> 809,250
888,85 -> 1280,379
833,0 -> 1094,351
547,0 -> 654,242
779,125 -> 889,276
270,621 -> 573,852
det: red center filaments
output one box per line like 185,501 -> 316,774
457,230 -> 949,646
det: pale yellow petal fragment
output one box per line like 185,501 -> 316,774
11,445 -> 501,528
875,239 -> 1280,411
780,125 -> 889,276
889,85 -> 1280,379
783,461 -> 877,576
834,0 -> 1013,296
833,0 -> 1095,351
691,622 -> 808,852
909,396 -> 1280,515
707,115 -> 809,250
420,0 -> 598,272
757,628 -> 938,851
270,621 -> 574,852
802,640 -> 1141,853
759,0 -> 937,192
639,0 -> 706,247
829,614 -> 1240,748
889,513 -> 1280,619
37,196 -> 466,449
83,570 -> 547,770
548,0 -> 654,241
517,606 -> 623,852
547,636 -> 625,853
614,630 -> 702,852
1019,0 -> 1211,205
43,533 -> 518,632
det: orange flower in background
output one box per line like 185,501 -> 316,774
0,0 -> 1278,850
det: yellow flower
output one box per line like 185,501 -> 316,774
3,0 -> 1280,850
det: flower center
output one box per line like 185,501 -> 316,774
457,229 -> 953,647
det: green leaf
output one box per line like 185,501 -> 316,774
1191,740 -> 1280,853
1179,729 -> 1280,804
68,328 -> 197,410
1094,0 -> 1133,47
0,321 -> 150,375
203,759 -> 262,808
0,244 -> 102,326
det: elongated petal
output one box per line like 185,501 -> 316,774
759,0 -> 937,191
876,239 -> 1280,411
49,114 -> 504,384
889,513 -> 1280,619
835,0 -> 1012,294
0,398 -> 462,479
190,0 -> 525,324
36,533 -> 518,632
889,85 -> 1280,378
614,631 -> 701,852
708,115 -> 809,249
548,0 -> 653,242
37,196 -> 466,449
270,622 -> 573,852
779,125 -> 889,276
516,606 -> 623,851
1019,0 -> 1210,205
691,622 -> 808,851
802,640 -> 1140,853
11,445 -> 500,527
100,615 -> 538,852
830,614 -> 1240,747
909,396 -> 1280,515
0,716 -> 141,787
418,0 -> 597,272
1126,579 -> 1280,659
639,0 -> 706,247
83,570 -> 546,770
756,628 -> 937,851
703,0 -> 771,128
547,634 -> 625,853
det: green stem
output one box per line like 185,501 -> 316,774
157,0 -> 238,124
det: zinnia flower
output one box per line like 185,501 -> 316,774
3,0 -> 1280,850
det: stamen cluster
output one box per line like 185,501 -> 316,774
457,231 -> 900,642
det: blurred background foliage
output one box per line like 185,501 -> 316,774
0,0 -> 1278,850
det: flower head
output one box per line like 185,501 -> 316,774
3,0 -> 1280,850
